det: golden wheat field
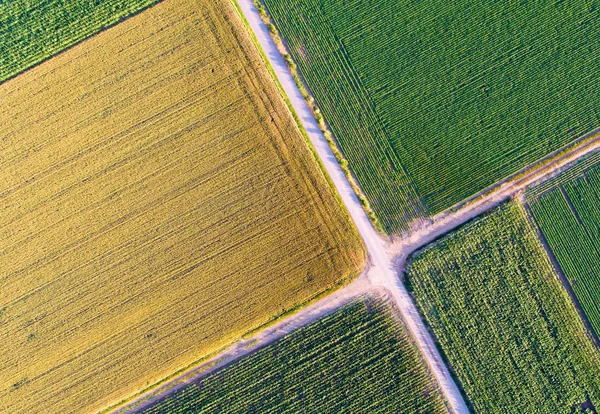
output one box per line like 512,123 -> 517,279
0,0 -> 364,412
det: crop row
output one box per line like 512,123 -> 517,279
0,0 -> 160,83
528,161 -> 600,338
261,0 -> 427,233
526,151 -> 600,199
142,296 -> 448,413
406,203 -> 600,413
263,0 -> 600,232
0,0 -> 364,412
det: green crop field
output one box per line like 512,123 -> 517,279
140,296 -> 448,414
0,0 -> 158,83
262,0 -> 600,233
526,151 -> 600,199
406,203 -> 600,413
527,155 -> 600,338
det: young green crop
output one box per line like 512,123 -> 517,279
141,296 -> 448,414
528,158 -> 600,338
406,203 -> 600,413
0,0 -> 159,83
526,152 -> 600,199
262,0 -> 600,233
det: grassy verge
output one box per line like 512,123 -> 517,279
248,0 -> 383,233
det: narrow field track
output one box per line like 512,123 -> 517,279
137,293 -> 449,414
114,275 -> 373,413
131,1 -> 470,412
118,1 -> 600,413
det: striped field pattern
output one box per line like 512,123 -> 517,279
0,0 -> 159,83
141,295 -> 448,414
526,151 -> 600,199
406,203 -> 600,413
528,156 -> 600,338
0,0 -> 364,412
262,0 -> 600,233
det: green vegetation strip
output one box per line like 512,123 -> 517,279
0,0 -> 159,83
528,159 -> 600,338
262,0 -> 600,233
249,0 -> 383,232
527,151 -> 600,199
406,203 -> 600,413
141,296 -> 448,414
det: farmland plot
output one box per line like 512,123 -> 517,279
0,0 -> 160,83
406,203 -> 600,413
262,0 -> 600,233
527,154 -> 600,338
0,0 -> 364,412
141,295 -> 448,414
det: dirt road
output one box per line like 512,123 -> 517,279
235,1 -> 600,412
114,275 -> 372,413
112,1 -> 600,412
389,126 -> 600,264
234,1 -> 470,412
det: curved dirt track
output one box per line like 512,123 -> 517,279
113,1 -> 600,412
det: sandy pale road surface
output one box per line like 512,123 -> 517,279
116,275 -> 373,413
234,0 -> 600,411
234,1 -> 470,413
114,1 -> 600,412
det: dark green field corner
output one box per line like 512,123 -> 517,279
0,0 -> 160,83
406,202 -> 600,413
261,0 -> 600,233
141,296 -> 448,414
527,152 -> 600,340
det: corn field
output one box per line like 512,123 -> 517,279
406,203 -> 600,413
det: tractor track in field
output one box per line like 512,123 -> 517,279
110,0 -> 600,412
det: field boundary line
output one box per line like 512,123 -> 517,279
519,199 -> 600,346
0,1 -> 164,86
109,275 -> 372,413
232,1 -> 470,413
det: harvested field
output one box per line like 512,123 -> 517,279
0,0 -> 159,83
527,153 -> 600,338
0,0 -> 364,412
262,0 -> 600,233
406,203 -> 600,413
140,295 -> 448,414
